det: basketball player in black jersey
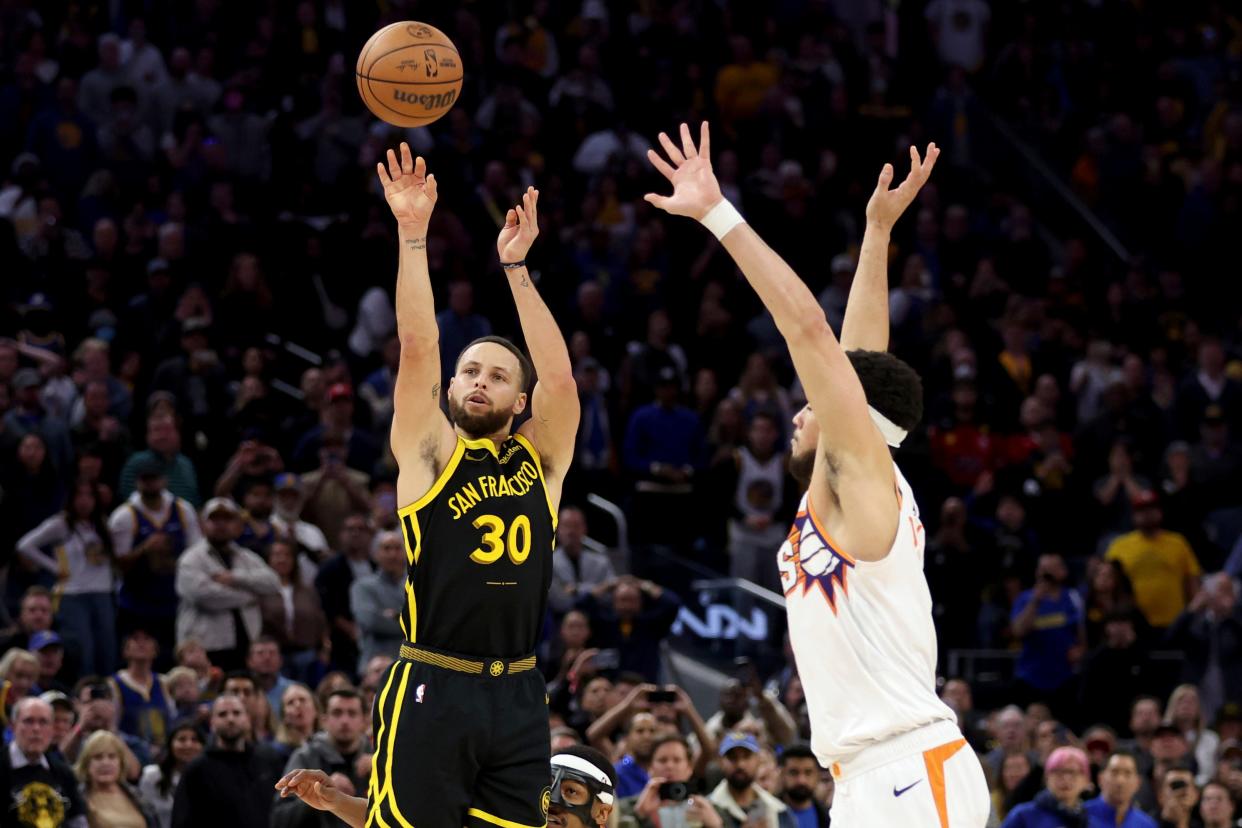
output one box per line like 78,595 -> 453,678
358,143 -> 579,828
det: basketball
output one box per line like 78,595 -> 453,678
356,21 -> 463,127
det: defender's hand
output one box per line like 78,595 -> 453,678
377,143 -> 437,229
865,144 -> 939,231
275,769 -> 343,812
497,186 -> 540,263
644,122 -> 724,220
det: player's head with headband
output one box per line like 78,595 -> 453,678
547,745 -> 616,828
789,349 -> 923,485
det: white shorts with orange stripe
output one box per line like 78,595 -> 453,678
826,723 -> 990,827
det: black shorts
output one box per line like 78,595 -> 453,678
367,644 -> 551,828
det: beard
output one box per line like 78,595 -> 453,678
785,784 -> 814,803
448,394 -> 513,438
789,446 -> 815,486
726,770 -> 754,792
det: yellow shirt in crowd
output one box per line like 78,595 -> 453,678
1105,529 -> 1201,627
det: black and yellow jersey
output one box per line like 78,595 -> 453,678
396,433 -> 555,658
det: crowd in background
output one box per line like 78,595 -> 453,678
0,1 -> 1241,826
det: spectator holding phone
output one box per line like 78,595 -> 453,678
1154,765 -> 1199,828
704,680 -> 796,751
623,734 -> 722,828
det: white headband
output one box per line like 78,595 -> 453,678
551,753 -> 615,804
868,406 -> 907,448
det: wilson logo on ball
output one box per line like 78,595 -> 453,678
393,89 -> 457,110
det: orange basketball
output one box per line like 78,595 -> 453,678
356,21 -> 463,128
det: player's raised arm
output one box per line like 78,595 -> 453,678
379,143 -> 457,506
645,123 -> 879,453
502,187 -> 580,503
840,144 -> 939,352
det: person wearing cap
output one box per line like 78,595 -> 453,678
149,316 -> 230,447
16,478 -> 115,677
29,631 -> 69,695
1084,751 -> 1158,828
290,382 -> 379,476
174,497 -> 279,671
40,690 -> 77,761
707,732 -> 793,828
109,451 -> 202,660
3,365 -> 74,474
269,472 -> 330,563
275,744 -> 620,828
1001,746 -> 1091,827
1104,491 -> 1202,628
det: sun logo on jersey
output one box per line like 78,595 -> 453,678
779,510 -> 854,614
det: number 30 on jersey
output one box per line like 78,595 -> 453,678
468,514 -> 532,565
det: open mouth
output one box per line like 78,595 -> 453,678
466,393 -> 489,405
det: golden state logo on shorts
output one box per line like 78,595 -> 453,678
489,661 -> 504,677
540,787 -> 551,816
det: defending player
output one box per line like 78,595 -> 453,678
365,143 -> 579,828
645,124 -> 989,826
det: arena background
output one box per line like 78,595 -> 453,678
0,1 -> 1241,826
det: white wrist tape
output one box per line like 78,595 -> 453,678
869,406 -> 908,448
699,199 -> 745,240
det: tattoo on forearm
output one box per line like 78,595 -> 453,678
520,272 -> 530,287
431,383 -> 439,399
406,237 -> 427,250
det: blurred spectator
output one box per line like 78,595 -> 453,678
1083,751 -> 1156,828
1163,685 -> 1219,787
347,530 -> 405,674
704,680 -> 796,752
0,589 -> 54,665
16,481 -> 115,676
622,734 -> 717,828
576,577 -> 681,682
117,413 -> 202,507
1105,492 -> 1202,629
300,437 -> 372,545
6,368 -> 74,474
0,649 -> 40,723
270,474 -> 331,564
61,678 -> 145,782
138,722 -> 205,828
170,695 -> 283,828
777,743 -> 832,828
270,688 -> 368,828
1010,553 -> 1084,714
1153,765 -> 1199,828
174,498 -> 279,671
108,629 -> 174,754
259,539 -> 329,681
0,697 -> 87,828
274,683 -> 319,759
245,638 -> 292,720
1078,612 -> 1159,735
73,729 -> 158,828
708,732 -> 794,828
1197,781 -> 1234,828
550,506 -> 615,616
109,458 -> 202,660
984,705 -> 1033,781
1165,574 -> 1242,726
1001,746 -> 1091,827
314,512 -> 374,676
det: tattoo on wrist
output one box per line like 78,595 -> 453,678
520,272 -> 530,287
405,237 -> 427,250
431,383 -> 439,399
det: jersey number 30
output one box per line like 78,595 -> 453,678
469,514 -> 532,565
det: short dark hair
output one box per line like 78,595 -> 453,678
1106,749 -> 1139,768
326,688 -> 364,710
554,743 -> 616,788
651,734 -> 691,761
779,743 -> 818,766
846,350 -> 923,432
222,670 -> 256,689
456,335 -> 534,394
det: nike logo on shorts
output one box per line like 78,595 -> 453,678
893,780 -> 921,797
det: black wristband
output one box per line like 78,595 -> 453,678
501,259 -> 527,270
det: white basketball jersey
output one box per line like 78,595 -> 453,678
777,463 -> 956,767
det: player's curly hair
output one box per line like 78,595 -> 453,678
846,350 -> 924,433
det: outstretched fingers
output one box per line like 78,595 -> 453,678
699,121 -> 710,160
386,148 -> 400,182
424,172 -> 437,200
679,122 -> 697,159
657,131 -> 685,166
401,142 -> 414,175
877,162 -> 894,190
647,149 -> 676,182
